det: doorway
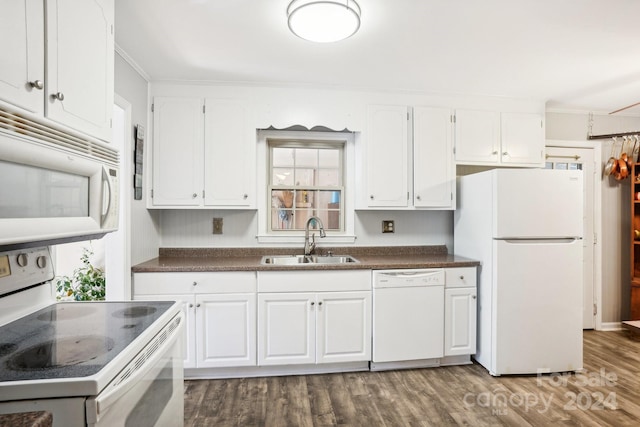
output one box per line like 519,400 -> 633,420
545,143 -> 599,329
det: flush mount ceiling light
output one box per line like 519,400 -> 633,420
287,0 -> 361,43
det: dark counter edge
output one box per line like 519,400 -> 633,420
132,246 -> 480,273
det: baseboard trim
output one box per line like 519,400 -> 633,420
600,322 -> 623,331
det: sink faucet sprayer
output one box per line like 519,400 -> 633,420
304,216 -> 326,256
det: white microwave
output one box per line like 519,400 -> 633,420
0,117 -> 119,249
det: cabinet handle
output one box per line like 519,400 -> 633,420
310,301 -> 315,306
192,193 -> 198,198
472,295 -> 477,299
318,301 -> 323,306
189,303 -> 194,308
29,80 -> 44,90
51,92 -> 64,101
243,194 -> 248,199
196,303 -> 201,307
192,281 -> 197,286
502,152 -> 509,156
492,151 -> 498,155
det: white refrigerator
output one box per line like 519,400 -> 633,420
454,168 -> 583,376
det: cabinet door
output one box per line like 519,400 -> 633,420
500,112 -> 544,166
0,0 -> 44,114
204,99 -> 254,208
257,293 -> 315,365
444,287 -> 477,356
196,293 -> 256,367
45,0 -> 114,141
454,109 -> 500,164
152,97 -> 204,206
413,106 -> 454,208
134,294 -> 197,369
317,291 -> 371,363
365,105 -> 409,207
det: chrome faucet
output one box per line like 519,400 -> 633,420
304,216 -> 326,256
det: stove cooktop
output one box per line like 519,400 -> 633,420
0,301 -> 174,382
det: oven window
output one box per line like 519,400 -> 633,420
0,161 -> 89,218
125,360 -> 174,427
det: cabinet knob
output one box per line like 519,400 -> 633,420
310,301 -> 315,306
196,303 -> 201,307
192,193 -> 198,198
189,303 -> 194,308
502,152 -> 509,156
318,301 -> 323,306
29,80 -> 44,90
52,92 -> 64,101
416,195 -> 421,201
370,195 -> 374,200
459,276 -> 464,280
192,281 -> 197,286
243,194 -> 248,199
472,295 -> 477,299
492,151 -> 498,155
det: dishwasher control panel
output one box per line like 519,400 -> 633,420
373,269 -> 444,288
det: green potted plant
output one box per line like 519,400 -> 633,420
55,247 -> 106,301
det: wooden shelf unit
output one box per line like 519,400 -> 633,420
631,163 -> 640,319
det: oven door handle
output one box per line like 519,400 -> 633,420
86,314 -> 183,424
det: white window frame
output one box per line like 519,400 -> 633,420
256,130 -> 356,244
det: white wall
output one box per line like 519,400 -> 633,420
114,53 -> 160,265
546,111 -> 640,325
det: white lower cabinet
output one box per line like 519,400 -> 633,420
257,270 -> 372,367
133,272 -> 257,369
444,267 -> 477,357
257,291 -> 371,366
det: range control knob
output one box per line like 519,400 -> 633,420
16,253 -> 28,267
36,256 -> 47,269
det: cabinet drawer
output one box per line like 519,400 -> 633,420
133,272 -> 256,294
257,270 -> 370,293
445,267 -> 477,288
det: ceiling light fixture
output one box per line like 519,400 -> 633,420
287,0 -> 361,43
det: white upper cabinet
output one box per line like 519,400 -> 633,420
152,97 -> 204,206
413,107 -> 455,209
0,0 -> 44,114
361,104 -> 454,210
151,96 -> 255,209
46,0 -> 114,142
204,99 -> 255,207
0,0 -> 114,142
500,112 -> 545,166
365,105 -> 409,208
454,109 -> 544,167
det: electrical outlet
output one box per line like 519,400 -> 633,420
212,218 -> 223,234
382,220 -> 394,233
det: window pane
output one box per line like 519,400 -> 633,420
555,163 -> 568,170
544,162 -> 553,169
271,190 -> 294,208
272,208 -> 293,229
295,168 -> 315,186
319,149 -> 339,168
295,149 -> 318,168
272,168 -> 293,185
272,148 -> 294,167
318,169 -> 339,186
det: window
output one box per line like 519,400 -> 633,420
269,140 -> 344,232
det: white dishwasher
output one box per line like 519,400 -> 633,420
371,269 -> 445,371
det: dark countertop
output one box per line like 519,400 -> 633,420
132,246 -> 480,273
0,411 -> 52,427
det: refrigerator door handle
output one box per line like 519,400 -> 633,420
499,238 -> 581,244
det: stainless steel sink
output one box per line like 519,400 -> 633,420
260,254 -> 359,265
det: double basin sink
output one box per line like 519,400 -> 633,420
261,254 -> 359,266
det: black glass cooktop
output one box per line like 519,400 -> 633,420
0,301 -> 173,382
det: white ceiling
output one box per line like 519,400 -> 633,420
115,0 -> 640,114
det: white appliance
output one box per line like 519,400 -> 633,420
454,168 -> 583,376
371,269 -> 444,370
0,121 -> 119,249
0,247 -> 184,426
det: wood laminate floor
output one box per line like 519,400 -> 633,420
184,330 -> 640,426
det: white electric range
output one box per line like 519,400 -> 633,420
0,247 -> 184,427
